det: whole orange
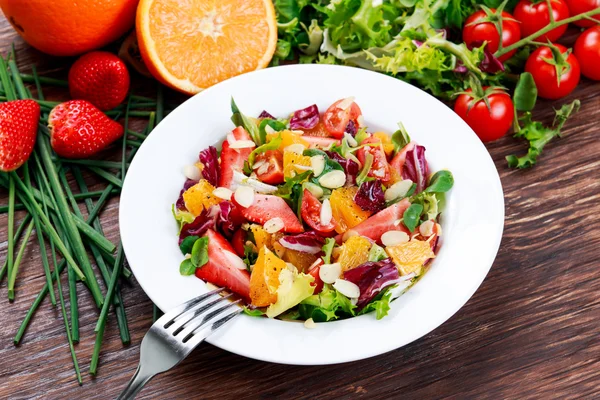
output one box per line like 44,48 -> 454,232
0,0 -> 139,56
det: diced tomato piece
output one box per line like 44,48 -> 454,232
239,194 -> 304,233
301,189 -> 336,233
357,136 -> 390,182
219,127 -> 255,189
322,99 -> 362,139
196,229 -> 251,300
254,149 -> 284,185
347,199 -> 411,244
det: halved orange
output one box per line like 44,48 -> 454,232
136,0 -> 278,94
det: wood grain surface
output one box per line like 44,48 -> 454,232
1,15 -> 599,400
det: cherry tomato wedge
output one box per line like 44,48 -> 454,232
525,44 -> 581,100
575,26 -> 600,81
300,189 -> 336,233
356,136 -> 391,182
462,9 -> 521,62
322,98 -> 362,139
513,0 -> 570,43
253,150 -> 284,185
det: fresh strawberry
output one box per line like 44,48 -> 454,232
390,142 -> 416,176
239,194 -> 304,233
231,229 -> 247,258
302,136 -> 340,149
68,51 -> 130,111
196,229 -> 251,300
347,198 -> 411,243
219,126 -> 255,189
49,100 -> 124,159
0,100 -> 40,172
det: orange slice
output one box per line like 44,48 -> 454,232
330,187 -> 372,234
250,246 -> 286,307
386,240 -> 435,276
136,0 -> 277,94
336,236 -> 372,271
182,179 -> 221,216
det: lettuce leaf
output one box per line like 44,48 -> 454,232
266,268 -> 315,318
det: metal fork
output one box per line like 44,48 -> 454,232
117,288 -> 242,399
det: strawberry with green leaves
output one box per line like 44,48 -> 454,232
0,99 -> 40,172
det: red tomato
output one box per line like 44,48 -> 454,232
575,26 -> 600,80
462,10 -> 521,62
454,88 -> 514,142
300,189 -> 336,233
232,229 -> 247,258
254,150 -> 284,185
525,44 -> 581,99
322,98 -> 362,139
514,0 -> 570,42
565,0 -> 600,28
356,136 -> 391,182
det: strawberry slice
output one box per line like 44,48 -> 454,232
0,100 -> 40,172
390,142 -> 416,176
219,126 -> 255,189
239,194 -> 304,233
346,198 -> 411,244
196,229 -> 250,300
302,136 -> 340,149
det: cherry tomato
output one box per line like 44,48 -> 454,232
575,26 -> 600,80
322,98 -> 362,139
525,44 -> 581,99
454,88 -> 514,142
565,0 -> 600,28
253,150 -> 284,185
462,10 -> 521,62
356,136 -> 391,182
514,0 -> 570,42
232,229 -> 247,258
300,189 -> 336,233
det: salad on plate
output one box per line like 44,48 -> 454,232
172,98 -> 454,323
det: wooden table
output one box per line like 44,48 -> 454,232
0,15 -> 599,399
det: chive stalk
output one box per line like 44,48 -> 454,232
7,220 -> 35,301
0,214 -> 32,283
87,166 -> 123,187
6,175 -> 15,291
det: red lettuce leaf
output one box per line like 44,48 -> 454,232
198,146 -> 219,187
279,231 -> 326,254
258,110 -> 275,119
345,120 -> 357,136
354,180 -> 385,212
343,258 -> 400,309
216,201 -> 246,239
290,104 -> 319,130
326,151 -> 359,185
176,179 -> 198,210
179,206 -> 219,244
402,145 -> 429,193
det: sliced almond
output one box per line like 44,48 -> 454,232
183,165 -> 201,181
320,198 -> 332,226
337,96 -> 355,111
304,182 -> 324,199
319,170 -> 346,189
257,162 -> 270,176
381,230 -> 410,247
234,186 -> 255,208
393,219 -> 402,227
264,217 -> 284,233
264,124 -> 276,135
226,133 -> 237,145
291,130 -> 305,135
304,318 -> 316,329
229,140 -> 255,149
419,220 -> 435,237
342,229 -> 359,242
285,143 -> 306,154
384,179 -> 414,202
213,187 -> 233,200
357,115 -> 365,127
310,155 -> 325,177
252,159 -> 267,170
435,223 -> 443,237
319,263 -> 342,284
223,250 -> 247,270
344,132 -> 358,147
333,279 -> 360,299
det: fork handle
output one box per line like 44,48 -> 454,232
117,364 -> 155,400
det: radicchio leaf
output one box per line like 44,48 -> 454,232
258,110 -> 275,119
354,180 -> 385,212
279,231 -> 326,255
345,120 -> 357,136
198,146 -> 219,187
453,60 -> 468,74
343,258 -> 400,309
480,46 -> 505,74
402,145 -> 429,194
326,151 -> 360,185
289,104 -> 319,130
176,179 -> 198,210
216,201 -> 246,239
179,206 -> 219,244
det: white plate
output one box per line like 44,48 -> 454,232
120,64 -> 504,365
